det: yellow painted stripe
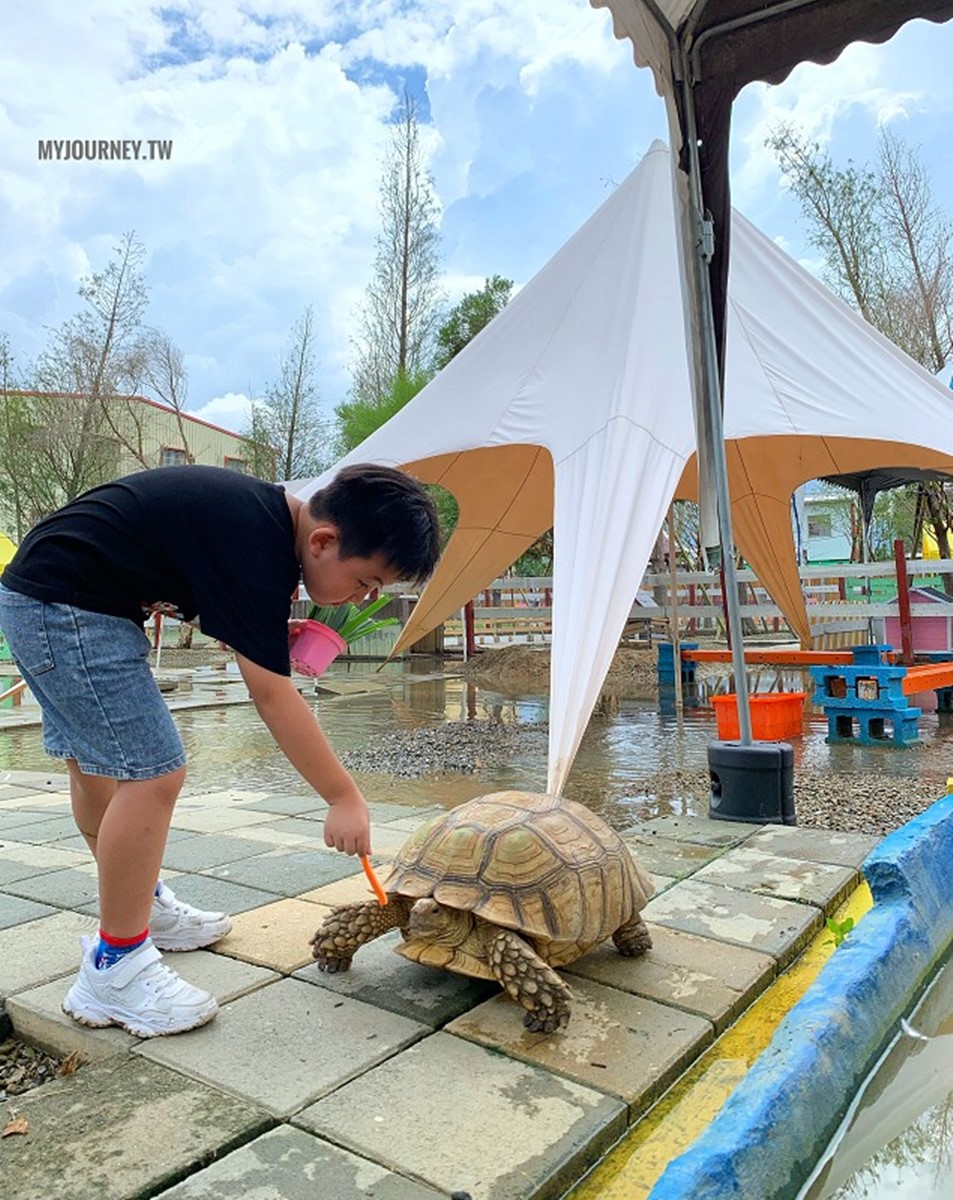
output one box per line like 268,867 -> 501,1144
569,883 -> 874,1200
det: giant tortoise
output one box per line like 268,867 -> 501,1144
309,790 -> 654,1032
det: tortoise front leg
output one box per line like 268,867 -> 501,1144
488,928 -> 573,1033
310,896 -> 412,972
612,914 -> 652,957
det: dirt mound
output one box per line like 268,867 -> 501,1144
461,644 -> 659,699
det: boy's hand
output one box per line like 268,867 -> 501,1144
323,791 -> 371,857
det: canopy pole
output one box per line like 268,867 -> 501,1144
667,505 -> 684,716
678,48 -> 753,744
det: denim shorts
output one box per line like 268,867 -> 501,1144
0,584 -> 186,780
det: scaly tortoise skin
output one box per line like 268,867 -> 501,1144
309,790 -> 654,1032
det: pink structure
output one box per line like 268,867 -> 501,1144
884,587 -> 953,654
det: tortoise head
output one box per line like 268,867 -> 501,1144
408,897 -> 473,946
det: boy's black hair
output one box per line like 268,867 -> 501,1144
307,464 -> 440,584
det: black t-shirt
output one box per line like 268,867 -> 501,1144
2,466 -> 300,675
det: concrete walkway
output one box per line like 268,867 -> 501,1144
0,769 -> 878,1200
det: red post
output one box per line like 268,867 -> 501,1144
688,584 -> 697,634
894,539 -> 914,665
464,599 -> 477,658
153,612 -> 163,651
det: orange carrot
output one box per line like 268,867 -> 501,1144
361,854 -> 388,906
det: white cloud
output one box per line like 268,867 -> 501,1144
188,391 -> 254,433
1,2 -> 950,421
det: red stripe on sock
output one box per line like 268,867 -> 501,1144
98,927 -> 149,947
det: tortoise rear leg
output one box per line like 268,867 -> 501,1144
488,928 -> 573,1033
612,914 -> 652,957
310,896 -> 412,972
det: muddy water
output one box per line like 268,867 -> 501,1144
802,952 -> 953,1200
3,659 -> 953,826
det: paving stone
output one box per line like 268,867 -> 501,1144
366,802 -> 444,824
621,831 -> 726,879
6,975 -> 138,1060
294,929 -> 497,1026
0,909 -> 96,996
0,840 -> 88,885
299,871 -> 395,908
449,975 -> 712,1116
157,1125 -> 446,1199
137,977 -> 428,1115
565,923 -> 776,1034
171,806 -> 284,834
161,832 -> 277,872
744,824 -> 880,868
296,1031 -> 627,1200
5,862 -> 101,909
692,846 -> 858,912
212,898 -> 334,973
207,848 -> 363,896
74,872 -> 277,918
0,815 -> 81,843
230,793 -> 326,816
643,879 -> 822,967
0,808 -> 69,832
366,824 -> 417,855
0,1054 -> 271,1200
638,814 -> 763,847
224,817 -> 330,848
0,891 -> 58,931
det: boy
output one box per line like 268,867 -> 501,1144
0,463 -> 440,1037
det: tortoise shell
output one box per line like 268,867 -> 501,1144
381,790 -> 653,966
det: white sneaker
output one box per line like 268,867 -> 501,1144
63,937 -> 218,1038
150,881 -> 232,951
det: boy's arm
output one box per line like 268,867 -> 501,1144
235,653 -> 370,856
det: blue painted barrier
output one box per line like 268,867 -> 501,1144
647,792 -> 953,1200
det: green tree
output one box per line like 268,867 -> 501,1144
769,125 -> 953,565
433,275 -> 513,371
350,90 -> 444,406
246,307 -> 329,481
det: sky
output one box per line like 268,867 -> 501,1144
2,2 -> 952,437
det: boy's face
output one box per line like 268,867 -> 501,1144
302,527 -> 399,606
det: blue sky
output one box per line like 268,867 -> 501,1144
2,3 -> 952,435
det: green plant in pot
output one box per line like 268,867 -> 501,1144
306,595 -> 399,648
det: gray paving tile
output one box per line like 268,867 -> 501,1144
73,872 -> 278,918
233,794 -> 326,816
744,824 -> 880,868
0,891 -> 59,931
0,815 -> 80,843
566,923 -> 776,1035
643,878 -> 822,967
296,1031 -> 627,1200
366,802 -> 443,824
1,1054 -> 271,1200
621,831 -> 725,879
294,929 -> 497,1026
0,909 -> 97,996
250,816 -> 329,841
0,841 -> 88,885
157,1125 -> 446,1199
692,846 -> 858,912
161,833 -> 279,872
639,814 -> 763,847
5,865 -> 100,909
449,976 -> 713,1117
0,808 -> 68,832
207,849 -> 363,896
137,977 -> 428,1115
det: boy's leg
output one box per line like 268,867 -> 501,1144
68,758 -> 231,949
67,760 -> 116,855
95,765 -> 186,938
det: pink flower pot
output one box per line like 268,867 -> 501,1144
290,620 -> 347,677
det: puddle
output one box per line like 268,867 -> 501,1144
801,951 -> 953,1199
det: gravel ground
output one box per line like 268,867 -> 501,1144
343,719 -> 946,838
0,1007 -> 69,1107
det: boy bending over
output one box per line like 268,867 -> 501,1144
0,463 -> 439,1037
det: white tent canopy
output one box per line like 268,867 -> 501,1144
292,141 -> 953,794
